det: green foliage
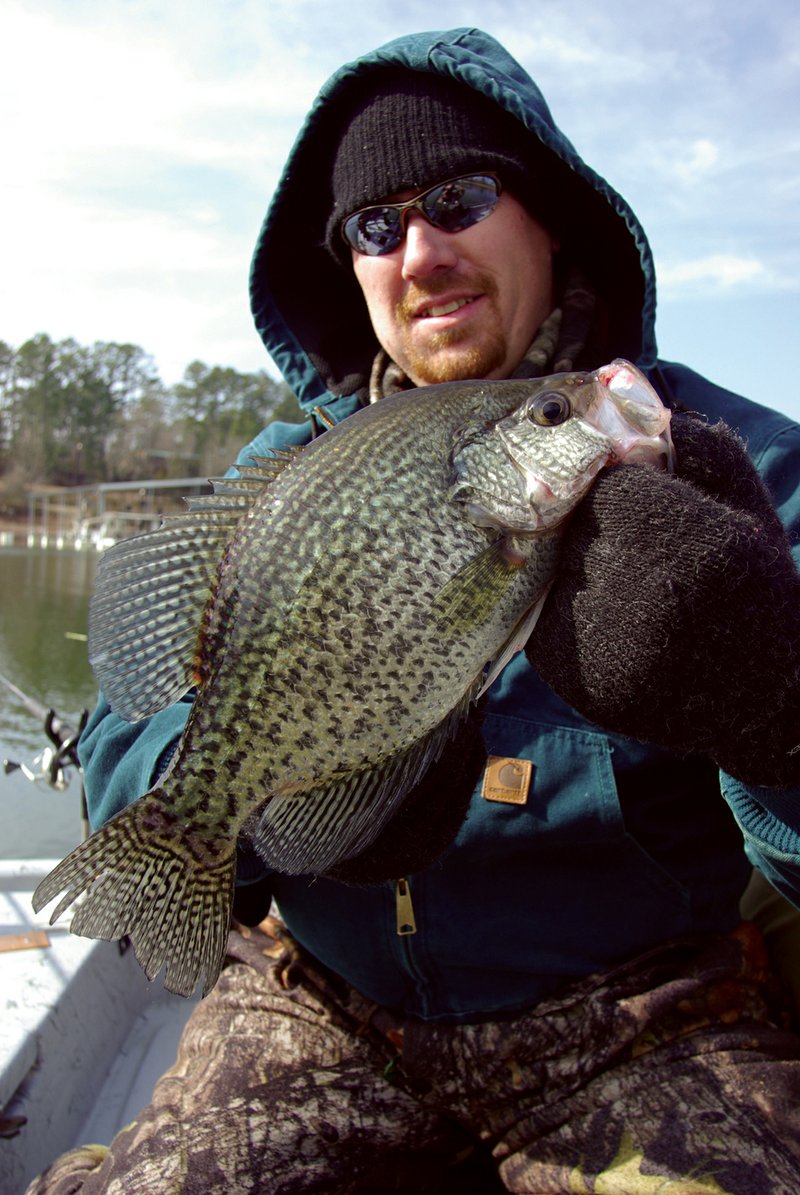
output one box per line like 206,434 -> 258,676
172,359 -> 299,475
0,334 -> 304,488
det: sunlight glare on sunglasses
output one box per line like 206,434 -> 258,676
341,174 -> 502,256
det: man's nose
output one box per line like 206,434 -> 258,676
400,212 -> 459,278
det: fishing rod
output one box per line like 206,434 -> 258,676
1,670 -> 89,835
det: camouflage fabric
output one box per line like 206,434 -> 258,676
26,917 -> 800,1195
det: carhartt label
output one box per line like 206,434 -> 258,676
481,756 -> 532,805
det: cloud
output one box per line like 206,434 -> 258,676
672,139 -> 720,185
4,3 -> 321,185
497,29 -> 611,71
3,0 -> 799,403
657,254 -> 769,291
1,0 -> 326,381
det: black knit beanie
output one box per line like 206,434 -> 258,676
325,69 -> 549,265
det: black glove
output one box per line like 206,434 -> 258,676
527,411 -> 800,788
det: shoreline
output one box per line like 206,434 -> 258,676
0,518 -> 97,550
0,517 -> 27,546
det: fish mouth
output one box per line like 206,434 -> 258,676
592,360 -> 675,471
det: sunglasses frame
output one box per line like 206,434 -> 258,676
340,173 -> 503,256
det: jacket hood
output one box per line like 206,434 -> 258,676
249,27 -> 658,413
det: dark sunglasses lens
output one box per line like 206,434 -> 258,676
423,176 -> 499,232
342,208 -> 403,255
342,175 -> 500,255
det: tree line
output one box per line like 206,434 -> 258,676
0,333 -> 303,512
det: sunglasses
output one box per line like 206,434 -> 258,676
341,173 -> 502,257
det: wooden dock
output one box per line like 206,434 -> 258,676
23,477 -> 212,550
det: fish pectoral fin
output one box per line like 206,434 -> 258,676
254,690 -> 479,875
477,586 -> 552,697
32,792 -> 235,998
430,539 -> 522,639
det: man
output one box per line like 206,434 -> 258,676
29,27 -> 800,1195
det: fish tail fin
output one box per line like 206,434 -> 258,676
32,792 -> 235,998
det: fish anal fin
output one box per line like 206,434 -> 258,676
254,687 -> 480,875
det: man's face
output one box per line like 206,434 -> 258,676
351,188 -> 557,386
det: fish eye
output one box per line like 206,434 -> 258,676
527,392 -> 571,427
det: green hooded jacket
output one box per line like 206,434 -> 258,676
80,28 -> 800,1021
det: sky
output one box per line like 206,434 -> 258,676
2,0 -> 799,420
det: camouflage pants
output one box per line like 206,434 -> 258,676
27,918 -> 800,1195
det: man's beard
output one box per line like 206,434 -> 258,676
402,328 -> 506,384
394,274 -> 506,384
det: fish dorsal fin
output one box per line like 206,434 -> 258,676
89,451 -> 303,723
253,687 -> 479,875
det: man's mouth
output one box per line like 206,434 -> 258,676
416,296 -> 477,319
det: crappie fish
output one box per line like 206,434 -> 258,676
33,360 -> 672,997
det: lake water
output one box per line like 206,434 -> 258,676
0,548 -> 99,858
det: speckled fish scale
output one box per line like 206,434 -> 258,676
32,364 -> 672,996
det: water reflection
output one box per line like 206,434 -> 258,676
0,549 -> 98,858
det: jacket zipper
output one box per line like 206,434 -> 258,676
395,877 -> 417,936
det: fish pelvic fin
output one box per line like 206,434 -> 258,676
32,793 -> 235,998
